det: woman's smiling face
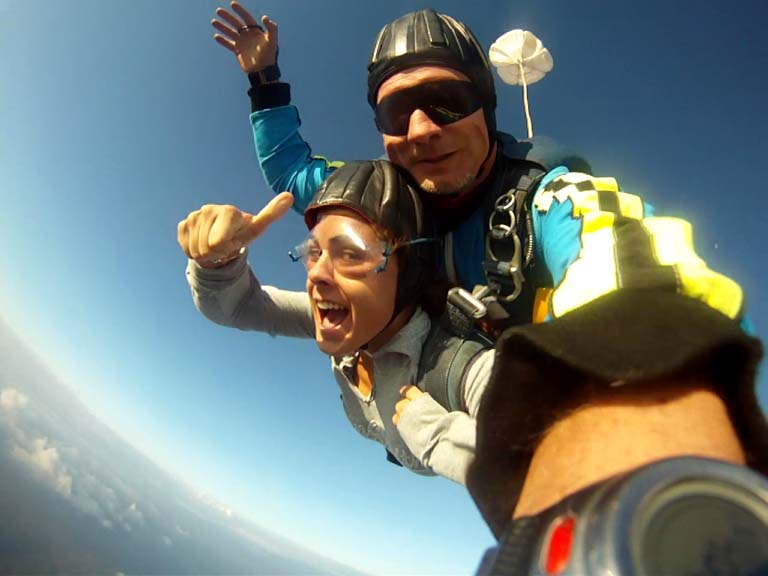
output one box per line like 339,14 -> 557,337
304,208 -> 399,357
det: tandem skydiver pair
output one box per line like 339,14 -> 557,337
179,4 -> 767,574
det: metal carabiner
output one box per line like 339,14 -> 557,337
501,234 -> 524,302
447,287 -> 488,319
488,194 -> 517,240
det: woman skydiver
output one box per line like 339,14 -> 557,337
178,160 -> 492,484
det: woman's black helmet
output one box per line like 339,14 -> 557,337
305,160 -> 439,319
367,9 -> 497,137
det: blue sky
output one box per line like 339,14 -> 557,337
1,0 -> 766,574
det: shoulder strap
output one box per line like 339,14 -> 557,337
482,157 -> 546,303
440,158 -> 548,341
417,318 -> 491,411
441,135 -> 591,340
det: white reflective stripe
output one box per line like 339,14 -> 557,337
551,223 -> 618,317
643,218 -> 743,319
535,174 -> 630,217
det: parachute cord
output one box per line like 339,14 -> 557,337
519,60 -> 534,139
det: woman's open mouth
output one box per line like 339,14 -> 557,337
316,300 -> 350,331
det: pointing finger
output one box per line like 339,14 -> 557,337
237,192 -> 294,245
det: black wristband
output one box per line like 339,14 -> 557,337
247,64 -> 281,88
248,82 -> 291,112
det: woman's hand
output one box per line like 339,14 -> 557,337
393,385 -> 425,426
177,192 -> 293,268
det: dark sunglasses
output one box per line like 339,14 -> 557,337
374,80 -> 483,136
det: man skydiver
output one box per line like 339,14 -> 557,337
211,3 -> 591,327
209,3 -> 767,564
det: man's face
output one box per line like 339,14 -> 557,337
376,66 -> 491,195
304,208 -> 399,356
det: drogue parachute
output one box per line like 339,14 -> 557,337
489,30 -> 553,139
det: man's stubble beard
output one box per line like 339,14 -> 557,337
418,171 -> 477,195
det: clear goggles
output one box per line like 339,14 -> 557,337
374,80 -> 483,136
289,219 -> 434,278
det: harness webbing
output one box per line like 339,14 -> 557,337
417,318 -> 492,411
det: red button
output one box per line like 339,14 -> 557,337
544,516 -> 575,574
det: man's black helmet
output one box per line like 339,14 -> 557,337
305,160 -> 438,318
367,9 -> 497,136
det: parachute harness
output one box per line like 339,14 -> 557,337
446,166 -> 544,337
486,186 -> 525,302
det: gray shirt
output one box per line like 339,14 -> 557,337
186,254 -> 493,485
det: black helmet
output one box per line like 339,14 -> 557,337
305,160 -> 438,320
367,8 -> 497,136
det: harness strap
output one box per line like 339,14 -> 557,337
447,133 -> 592,338
417,315 -> 491,411
483,167 -> 545,305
